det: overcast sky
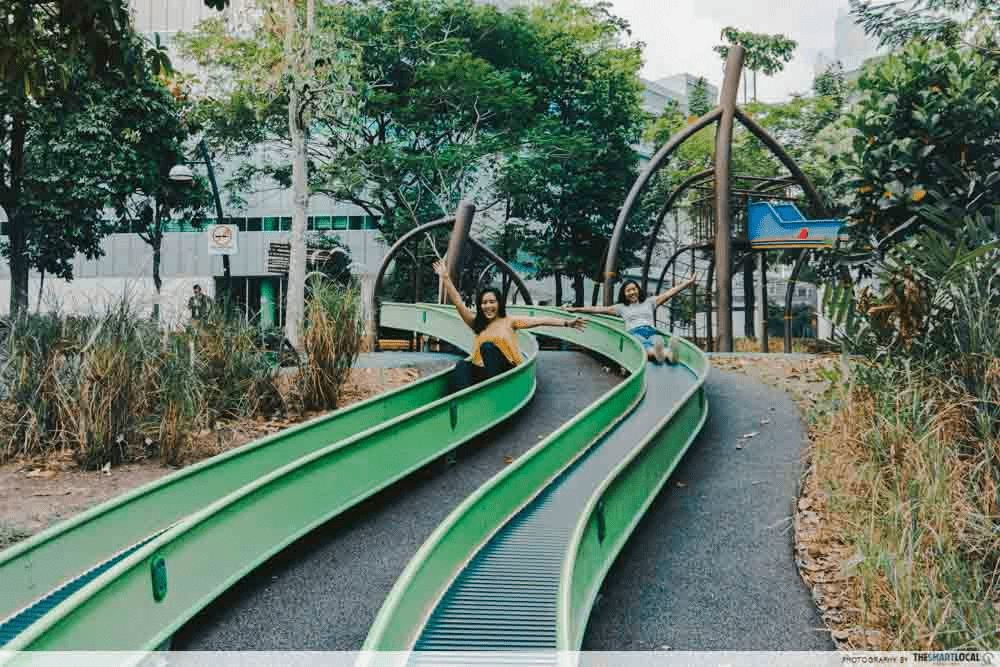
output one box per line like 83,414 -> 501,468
608,0 -> 855,102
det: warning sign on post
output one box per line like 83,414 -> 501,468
207,224 -> 238,255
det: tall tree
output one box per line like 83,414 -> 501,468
499,0 -> 645,306
822,40 -> 1000,279
0,0 -> 155,317
713,27 -> 797,102
688,76 -> 712,117
181,0 -> 359,347
850,0 -> 999,57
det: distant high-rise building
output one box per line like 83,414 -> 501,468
815,7 -> 887,79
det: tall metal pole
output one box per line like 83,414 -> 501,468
197,139 -> 232,311
714,45 -> 745,353
440,201 -> 475,304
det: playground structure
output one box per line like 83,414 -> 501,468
605,45 -> 845,353
0,44 -> 854,661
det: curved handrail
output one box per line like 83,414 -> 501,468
0,305 -> 538,653
363,306 -> 648,651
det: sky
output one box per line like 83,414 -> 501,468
607,0 -> 858,103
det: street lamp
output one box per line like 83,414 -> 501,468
170,138 -> 233,312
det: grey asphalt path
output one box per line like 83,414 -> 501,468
173,350 -> 623,650
582,366 -> 834,651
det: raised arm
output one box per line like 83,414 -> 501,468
513,315 -> 585,331
433,260 -> 476,327
654,271 -> 697,307
562,304 -> 618,316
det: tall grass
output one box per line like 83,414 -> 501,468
0,287 -> 364,468
297,279 -> 365,411
808,260 -> 1000,649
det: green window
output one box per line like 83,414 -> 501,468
247,217 -> 262,232
333,216 -> 348,230
313,216 -> 332,230
348,216 -> 364,230
263,217 -> 280,231
280,217 -> 292,231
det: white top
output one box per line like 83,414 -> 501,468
614,297 -> 656,331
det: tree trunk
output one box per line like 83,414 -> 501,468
554,269 -> 563,307
284,0 -> 311,351
573,273 -> 584,307
36,269 -> 44,312
8,112 -> 28,319
591,281 -> 600,306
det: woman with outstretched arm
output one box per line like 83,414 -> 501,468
564,273 -> 696,364
434,260 -> 585,393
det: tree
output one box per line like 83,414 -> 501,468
181,0 -> 360,348
0,0 -> 161,317
850,0 -> 999,58
713,27 -> 797,102
827,40 -> 1000,278
498,0 -> 645,306
689,76 -> 712,117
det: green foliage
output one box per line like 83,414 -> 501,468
297,279 -> 365,410
0,1 -> 190,315
714,26 -> 797,101
499,0 -> 645,302
688,77 -> 712,117
849,0 -> 999,56
831,41 -> 1000,273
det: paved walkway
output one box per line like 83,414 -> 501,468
583,367 -> 834,650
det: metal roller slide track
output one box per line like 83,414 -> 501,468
364,306 -> 709,656
0,304 -> 535,655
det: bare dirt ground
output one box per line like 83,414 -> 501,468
0,366 -> 423,548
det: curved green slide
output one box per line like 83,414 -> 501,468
0,304 -> 534,653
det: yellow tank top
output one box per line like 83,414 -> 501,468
469,323 -> 523,367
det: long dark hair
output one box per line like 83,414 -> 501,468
617,279 -> 646,305
472,287 -> 507,333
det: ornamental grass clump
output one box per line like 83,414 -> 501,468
0,298 -> 286,467
297,279 -> 364,411
808,362 -> 1000,650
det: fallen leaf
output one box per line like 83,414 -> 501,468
760,418 -> 771,425
503,455 -> 514,465
675,481 -> 687,488
736,442 -> 744,450
742,431 -> 759,439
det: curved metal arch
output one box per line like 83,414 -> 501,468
373,217 -> 533,306
654,242 -> 714,296
734,109 -> 828,217
602,108 -> 723,305
640,168 -> 715,295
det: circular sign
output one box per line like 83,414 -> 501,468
212,225 -> 234,247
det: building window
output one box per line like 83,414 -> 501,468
263,217 -> 280,231
333,216 -> 348,230
280,217 -> 292,231
246,217 -> 262,232
348,215 -> 364,230
313,216 -> 332,230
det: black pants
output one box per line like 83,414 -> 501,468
449,342 -> 515,394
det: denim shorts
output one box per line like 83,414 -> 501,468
629,325 -> 659,349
